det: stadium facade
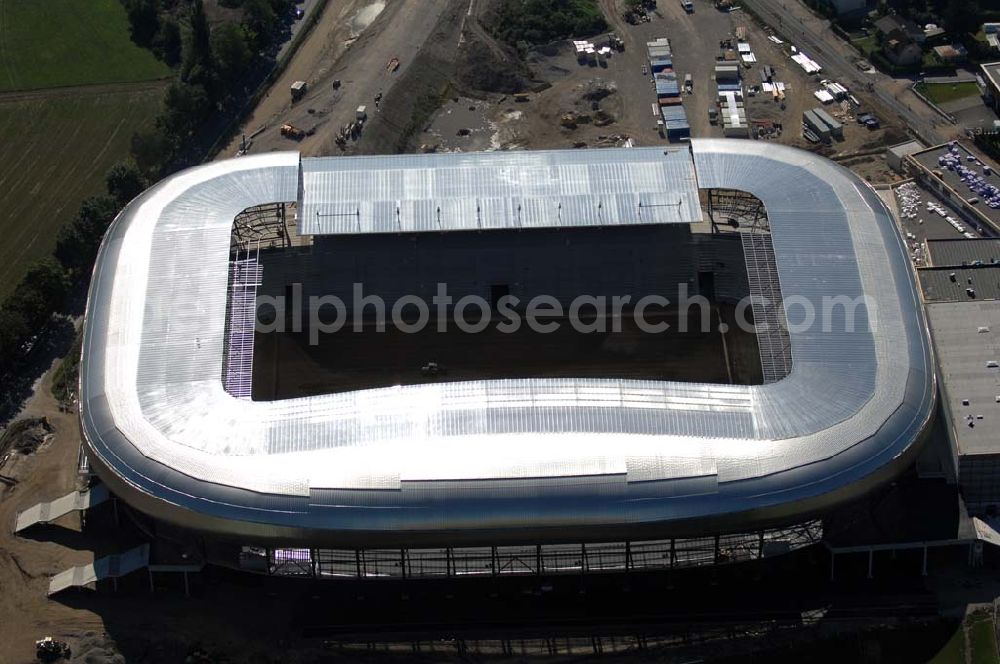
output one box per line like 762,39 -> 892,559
78,140 -> 936,577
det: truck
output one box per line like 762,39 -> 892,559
280,124 -> 306,140
290,80 -> 307,102
513,92 -> 530,102
356,105 -> 368,122
684,73 -> 693,93
681,0 -> 694,12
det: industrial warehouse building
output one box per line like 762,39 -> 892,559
921,238 -> 1000,514
71,141 -> 938,580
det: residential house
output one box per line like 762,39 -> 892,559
874,14 -> 926,44
883,28 -> 923,67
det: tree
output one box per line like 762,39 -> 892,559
183,0 -> 214,82
942,0 -> 979,35
131,127 -> 173,179
243,0 -> 277,50
54,196 -> 118,272
124,0 -> 161,48
158,82 -> 212,141
18,259 -> 71,317
0,306 -> 30,369
155,18 -> 183,67
106,159 -> 147,207
212,23 -> 253,85
6,258 -> 71,330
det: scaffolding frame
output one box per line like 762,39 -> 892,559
221,243 -> 262,399
741,233 -> 793,383
706,188 -> 769,233
232,202 -> 290,252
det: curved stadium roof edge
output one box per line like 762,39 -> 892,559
79,140 -> 936,546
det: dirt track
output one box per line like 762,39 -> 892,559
220,0 -> 463,158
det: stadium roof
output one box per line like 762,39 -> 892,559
80,142 -> 935,546
299,148 -> 703,235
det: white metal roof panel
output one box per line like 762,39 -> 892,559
299,148 -> 703,235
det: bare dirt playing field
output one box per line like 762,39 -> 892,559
253,305 -> 763,400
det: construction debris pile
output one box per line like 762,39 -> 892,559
895,183 -> 928,266
574,40 -> 613,67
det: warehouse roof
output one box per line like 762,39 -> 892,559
80,142 -> 935,546
926,301 -> 1000,456
920,266 -> 1000,302
927,238 -> 1000,267
909,142 -> 1000,233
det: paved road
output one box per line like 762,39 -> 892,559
742,0 -> 945,145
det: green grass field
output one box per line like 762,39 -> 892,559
926,624 -> 966,664
0,0 -> 169,92
851,34 -> 879,59
0,85 -> 163,298
915,81 -> 982,106
969,613 -> 1000,664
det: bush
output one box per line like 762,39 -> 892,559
490,0 -> 608,47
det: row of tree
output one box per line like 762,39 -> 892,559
125,0 -> 293,178
883,0 -> 982,38
0,161 -> 145,376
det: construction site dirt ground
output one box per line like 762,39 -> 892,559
412,0 -> 904,173
217,0 -> 462,158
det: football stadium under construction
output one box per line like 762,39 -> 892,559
73,140 -> 937,580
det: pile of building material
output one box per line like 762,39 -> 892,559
574,40 -> 609,65
758,65 -> 785,101
719,90 -> 748,137
822,80 -> 849,100
763,82 -> 786,99
896,181 -> 922,221
814,89 -> 835,104
791,49 -> 822,74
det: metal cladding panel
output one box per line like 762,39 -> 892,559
79,143 -> 935,545
299,148 -> 703,234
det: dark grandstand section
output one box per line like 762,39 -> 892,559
251,225 -> 763,400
